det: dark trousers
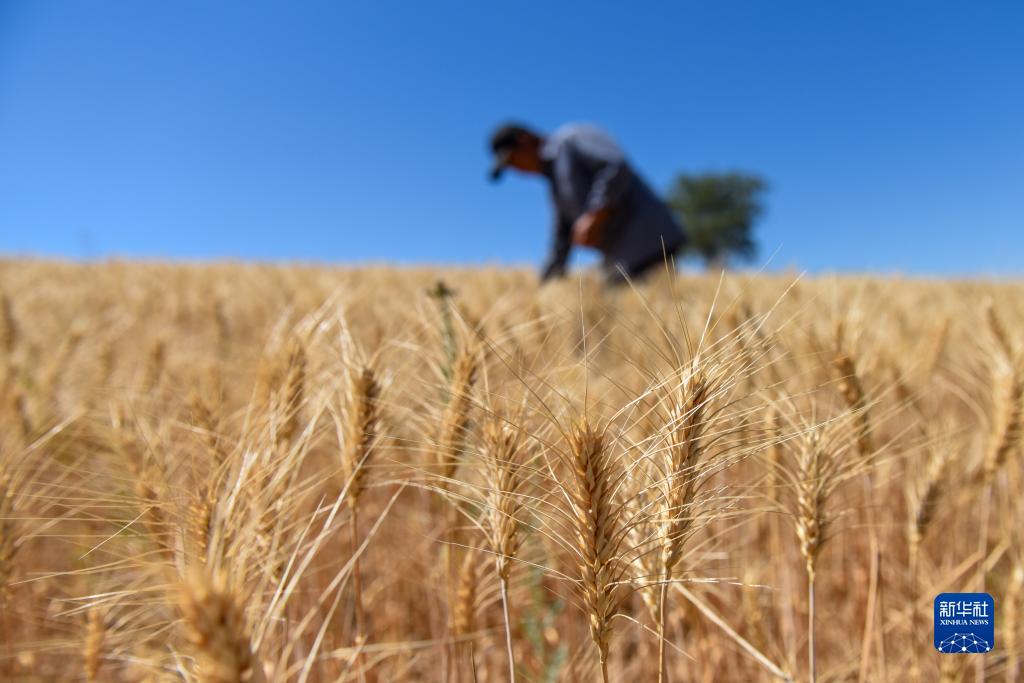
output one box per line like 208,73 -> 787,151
602,248 -> 680,286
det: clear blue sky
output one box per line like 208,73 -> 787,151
1,1 -> 1022,275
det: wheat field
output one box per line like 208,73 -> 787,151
0,260 -> 1021,683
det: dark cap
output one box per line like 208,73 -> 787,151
488,123 -> 537,181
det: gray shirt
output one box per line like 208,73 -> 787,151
540,124 -> 685,281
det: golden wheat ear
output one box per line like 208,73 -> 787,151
983,354 -> 1023,483
83,607 -> 106,683
331,356 -> 382,681
179,569 -> 266,683
436,343 -> 479,487
1,292 -> 19,354
480,415 -> 528,582
0,464 -> 19,600
771,416 -> 847,683
479,412 -> 531,683
564,417 -> 626,683
339,362 -> 381,510
653,365 -> 716,683
908,445 -> 952,556
831,321 -> 873,457
452,546 -> 480,640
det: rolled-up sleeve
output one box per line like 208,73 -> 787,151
585,156 -> 632,211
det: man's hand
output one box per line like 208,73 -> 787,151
572,207 -> 610,247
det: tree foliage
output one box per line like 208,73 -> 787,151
667,172 -> 767,268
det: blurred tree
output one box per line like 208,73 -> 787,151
666,172 -> 767,268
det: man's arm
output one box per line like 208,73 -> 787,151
541,215 -> 572,282
566,134 -> 632,212
585,155 -> 632,212
568,136 -> 634,246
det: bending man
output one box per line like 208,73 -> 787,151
489,122 -> 685,284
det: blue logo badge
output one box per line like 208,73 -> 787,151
934,593 -> 994,653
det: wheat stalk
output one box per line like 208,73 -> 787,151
831,323 -> 873,457
84,607 -> 105,682
143,338 -> 166,392
434,343 -> 479,682
831,321 -> 888,683
983,355 -> 1023,483
920,316 -> 950,382
797,432 -> 826,683
0,465 -> 18,601
449,546 -> 482,683
12,389 -> 33,444
189,485 -> 215,564
794,429 -> 827,582
907,443 -> 952,683
453,547 -> 479,639
765,404 -> 782,501
189,389 -> 227,465
135,472 -> 175,562
339,364 -> 380,510
41,324 -> 83,402
277,337 -> 307,446
778,424 -> 840,683
179,570 -> 266,683
1007,559 -> 1023,683
986,301 -> 1014,360
0,292 -> 18,355
333,361 -> 380,683
436,346 -> 478,485
908,446 -> 952,557
564,418 -> 626,683
481,415 -> 527,683
656,368 -> 711,683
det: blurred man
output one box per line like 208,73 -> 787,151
489,122 -> 685,284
